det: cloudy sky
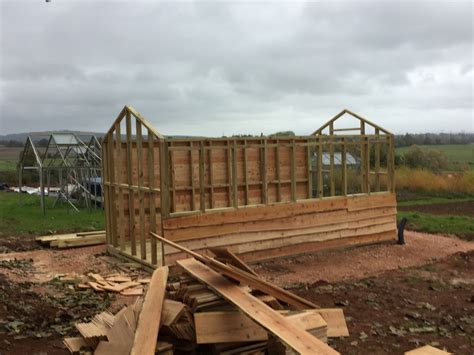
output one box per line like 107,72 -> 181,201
0,0 -> 472,136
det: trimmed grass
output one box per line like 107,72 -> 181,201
0,192 -> 105,236
398,196 -> 474,207
396,143 -> 474,170
0,160 -> 17,172
398,210 -> 474,241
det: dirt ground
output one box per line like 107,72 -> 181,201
0,232 -> 472,354
398,200 -> 474,217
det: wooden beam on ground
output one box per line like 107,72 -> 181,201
315,308 -> 349,337
194,310 -> 327,344
151,232 -> 318,309
130,266 -> 169,355
176,258 -> 338,354
404,345 -> 452,355
209,247 -> 258,276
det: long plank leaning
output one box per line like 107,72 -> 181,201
130,266 -> 169,355
151,232 -> 317,309
177,258 -> 338,354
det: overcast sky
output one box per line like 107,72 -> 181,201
0,0 -> 472,136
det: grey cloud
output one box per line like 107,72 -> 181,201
0,0 -> 472,136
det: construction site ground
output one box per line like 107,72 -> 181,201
0,231 -> 473,354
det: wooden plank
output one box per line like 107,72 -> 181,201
151,233 -> 318,310
53,235 -> 106,249
315,308 -> 349,337
194,310 -> 327,344
209,247 -> 258,276
405,345 -> 452,355
148,130 -> 157,265
136,120 -> 146,260
130,266 -> 169,355
176,258 -> 338,354
307,142 -> 312,198
126,112 -> 136,256
63,337 -> 88,354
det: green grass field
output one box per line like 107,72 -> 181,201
0,192 -> 105,236
398,210 -> 474,241
396,143 -> 474,170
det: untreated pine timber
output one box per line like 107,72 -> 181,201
176,258 -> 338,354
126,112 -> 136,255
136,120 -> 146,259
130,266 -> 169,355
114,122 -> 126,251
148,129 -> 157,265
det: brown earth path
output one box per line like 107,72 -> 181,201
255,231 -> 474,286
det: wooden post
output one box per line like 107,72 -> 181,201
388,135 -> 395,192
148,130 -> 157,265
126,112 -> 136,256
360,121 -> 366,193
169,142 -> 176,213
159,140 -> 170,266
341,138 -> 347,195
189,142 -> 196,211
226,140 -> 232,207
232,140 -> 238,208
107,131 -> 117,247
261,139 -> 268,204
290,139 -> 296,202
136,121 -> 146,260
243,140 -> 249,205
375,128 -> 381,192
275,139 -> 281,202
115,123 -> 125,251
306,139 -> 312,199
199,141 -> 205,212
329,123 -> 335,196
317,138 -> 323,198
208,142 -> 215,208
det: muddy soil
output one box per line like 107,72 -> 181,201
398,200 -> 474,218
292,250 -> 474,354
0,235 -> 40,254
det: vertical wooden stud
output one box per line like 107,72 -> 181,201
275,139 -> 281,202
226,140 -> 232,207
136,121 -> 146,260
189,142 -> 196,211
261,139 -> 268,204
208,143 -> 215,209
243,140 -> 249,205
375,128 -> 381,192
169,142 -> 176,213
306,139 -> 312,199
290,139 -> 296,202
341,138 -> 347,196
232,140 -> 238,208
329,122 -> 335,196
114,122 -> 125,251
317,137 -> 323,198
125,112 -> 136,256
148,130 -> 157,265
199,140 -> 205,211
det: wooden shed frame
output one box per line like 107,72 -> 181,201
103,106 -> 397,268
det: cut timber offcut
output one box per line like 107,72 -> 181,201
177,258 -> 338,354
130,266 -> 169,355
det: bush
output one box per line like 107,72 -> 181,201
401,145 -> 448,172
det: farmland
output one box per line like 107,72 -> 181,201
396,143 -> 474,170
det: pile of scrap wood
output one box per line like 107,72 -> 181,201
64,235 -> 350,354
36,230 -> 106,249
56,272 -> 150,296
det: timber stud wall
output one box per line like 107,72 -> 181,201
103,106 -> 397,267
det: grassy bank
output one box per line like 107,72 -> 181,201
398,210 -> 474,241
0,192 -> 105,236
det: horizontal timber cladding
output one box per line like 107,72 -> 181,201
162,193 -> 397,264
103,106 -> 397,267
